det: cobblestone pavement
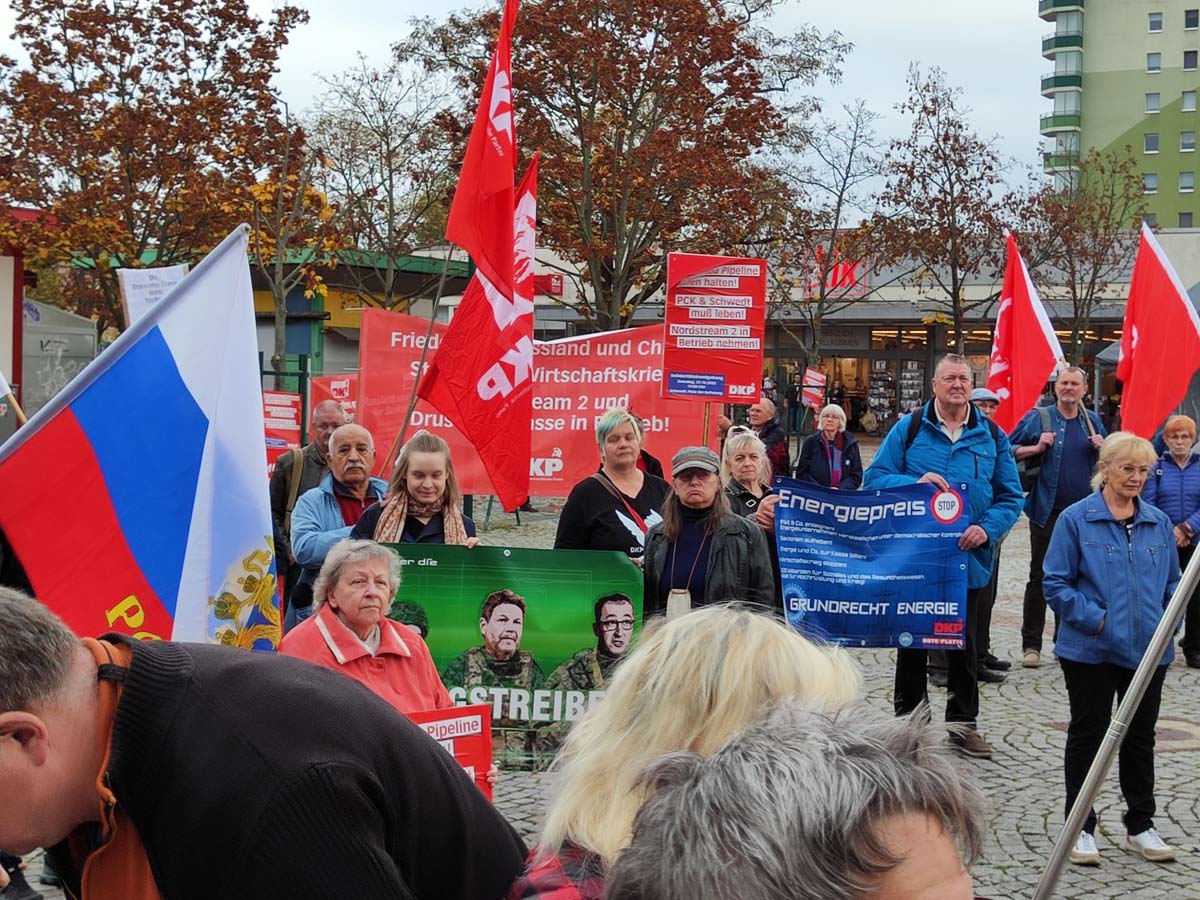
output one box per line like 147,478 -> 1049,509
17,437 -> 1200,899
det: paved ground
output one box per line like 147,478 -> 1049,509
15,436 -> 1200,899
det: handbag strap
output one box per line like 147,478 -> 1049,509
591,473 -> 648,534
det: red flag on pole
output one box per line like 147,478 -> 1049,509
1117,223 -> 1200,438
444,0 -> 519,300
986,233 -> 1065,432
418,155 -> 539,510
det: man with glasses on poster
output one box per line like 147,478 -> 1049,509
546,594 -> 636,692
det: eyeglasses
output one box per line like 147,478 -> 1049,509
1114,465 -> 1150,477
600,619 -> 635,632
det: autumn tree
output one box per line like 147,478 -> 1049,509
750,101 -> 896,368
308,57 -> 459,310
240,120 -> 344,375
0,0 -> 306,332
1026,147 -> 1145,364
400,0 -> 847,330
874,66 -> 1012,347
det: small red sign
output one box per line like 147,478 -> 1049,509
262,390 -> 302,478
930,489 -> 965,525
407,704 -> 494,800
534,273 -> 563,297
801,367 -> 827,408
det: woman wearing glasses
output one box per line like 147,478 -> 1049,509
1043,432 -> 1180,867
793,403 -> 862,490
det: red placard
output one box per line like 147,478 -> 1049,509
661,253 -> 766,403
801,367 -> 827,408
534,273 -> 563,297
406,704 -> 494,800
262,390 -> 302,477
356,308 -> 715,496
311,373 -> 358,421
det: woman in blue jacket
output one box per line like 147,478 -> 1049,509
1043,432 -> 1180,867
1141,414 -> 1200,668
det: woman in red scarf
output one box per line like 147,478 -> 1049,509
793,404 -> 863,490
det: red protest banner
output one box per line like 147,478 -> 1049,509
661,253 -> 766,403
357,308 -> 714,496
801,367 -> 826,408
311,373 -> 358,421
262,390 -> 301,478
406,704 -> 494,801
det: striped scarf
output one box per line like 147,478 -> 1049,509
372,491 -> 469,545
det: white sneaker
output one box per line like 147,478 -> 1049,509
1123,828 -> 1176,862
1069,831 -> 1101,866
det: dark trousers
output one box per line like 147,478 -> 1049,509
1023,512 -> 1063,652
978,541 -> 1002,660
1177,545 -> 1200,656
1060,658 -> 1167,836
896,585 -> 983,727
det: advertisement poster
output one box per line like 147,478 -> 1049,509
357,308 -> 714,495
661,252 -> 766,403
774,478 -> 969,650
407,704 -> 494,800
262,390 -> 302,477
384,544 -> 642,760
311,372 -> 358,421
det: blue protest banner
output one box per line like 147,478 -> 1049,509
775,477 -> 969,649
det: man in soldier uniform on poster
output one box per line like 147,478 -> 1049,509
546,594 -> 635,691
442,589 -> 546,761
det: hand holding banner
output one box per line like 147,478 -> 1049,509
774,478 -> 969,649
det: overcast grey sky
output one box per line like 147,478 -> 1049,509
1,0 -> 1047,172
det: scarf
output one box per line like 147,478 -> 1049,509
372,491 -> 470,545
822,433 -> 844,489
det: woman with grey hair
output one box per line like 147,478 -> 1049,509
604,703 -> 985,900
794,403 -> 862,490
280,538 -> 452,715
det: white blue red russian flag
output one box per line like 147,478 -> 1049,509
0,226 -> 280,648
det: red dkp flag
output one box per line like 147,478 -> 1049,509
986,233 -> 1064,432
1117,223 -> 1200,438
420,154 -> 540,510
444,0 -> 518,300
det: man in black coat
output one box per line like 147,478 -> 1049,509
0,586 -> 526,900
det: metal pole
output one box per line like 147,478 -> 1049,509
1032,541 -> 1200,899
702,401 -> 711,445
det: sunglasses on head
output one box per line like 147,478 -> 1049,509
728,425 -> 753,435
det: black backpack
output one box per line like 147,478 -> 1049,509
1012,406 -> 1053,492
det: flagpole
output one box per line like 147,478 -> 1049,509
702,402 -> 711,445
380,243 -> 456,475
1031,546 -> 1200,899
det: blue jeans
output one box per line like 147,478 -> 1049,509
283,601 -> 313,634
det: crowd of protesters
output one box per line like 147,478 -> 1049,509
0,350 -> 1193,899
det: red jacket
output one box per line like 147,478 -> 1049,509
280,603 -> 452,715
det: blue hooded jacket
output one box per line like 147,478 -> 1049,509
863,401 -> 1024,589
1043,490 -> 1179,669
1142,450 -> 1200,544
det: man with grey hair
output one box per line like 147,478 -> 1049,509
0,586 -> 525,900
287,422 -> 386,632
747,397 -> 788,479
270,399 -> 347,620
605,703 -> 986,900
1009,366 -> 1106,668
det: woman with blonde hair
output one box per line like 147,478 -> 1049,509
722,428 -> 772,516
1044,432 -> 1180,866
352,429 -> 478,545
505,605 -> 861,899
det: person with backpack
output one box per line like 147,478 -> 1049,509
1008,367 -> 1106,669
863,354 -> 1023,760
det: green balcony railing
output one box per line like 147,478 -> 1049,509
1041,72 -> 1083,93
1039,0 -> 1084,17
1042,30 -> 1084,54
1040,112 -> 1082,130
1043,151 -> 1082,170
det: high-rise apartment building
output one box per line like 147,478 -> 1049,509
1040,0 -> 1200,227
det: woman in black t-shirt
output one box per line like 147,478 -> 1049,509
554,408 -> 670,562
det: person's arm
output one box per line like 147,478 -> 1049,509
743,520 -> 774,601
978,430 -> 1025,544
1042,513 -> 1106,635
861,418 -> 917,490
1007,409 -> 1042,449
793,436 -> 814,480
766,437 -> 789,481
291,492 -> 353,567
553,483 -> 591,550
1162,517 -> 1183,606
642,528 -> 664,618
464,515 -> 477,539
350,504 -> 382,541
842,441 -> 863,491
1142,468 -> 1162,508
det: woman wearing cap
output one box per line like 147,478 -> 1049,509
642,446 -> 774,618
793,403 -> 862,490
555,408 -> 671,564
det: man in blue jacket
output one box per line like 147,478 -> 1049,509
864,354 -> 1023,759
287,423 -> 387,631
1009,367 -> 1106,668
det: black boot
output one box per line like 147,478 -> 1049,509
0,860 -> 44,900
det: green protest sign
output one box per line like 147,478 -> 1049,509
384,545 -> 643,759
